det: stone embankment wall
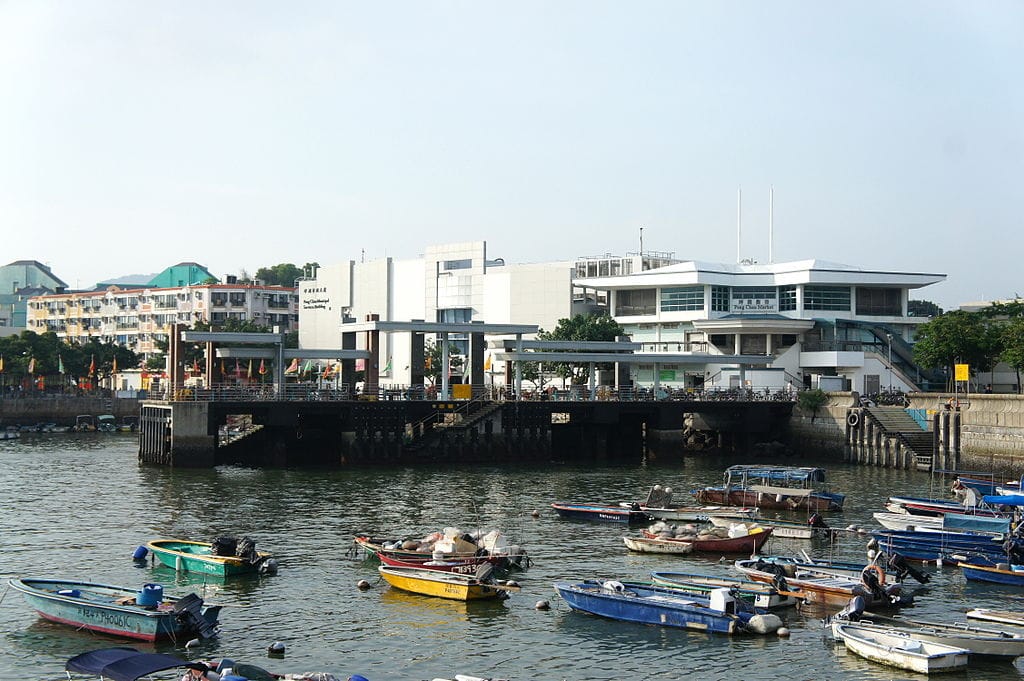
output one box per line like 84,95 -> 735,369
787,391 -> 1024,474
0,396 -> 140,427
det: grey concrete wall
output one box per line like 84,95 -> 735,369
0,396 -> 140,427
784,391 -> 855,459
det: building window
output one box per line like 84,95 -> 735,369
779,285 -> 797,311
731,287 -> 778,313
442,259 -> 472,271
711,286 -> 730,312
855,287 -> 902,316
660,286 -> 704,312
804,285 -> 851,311
614,288 -> 656,316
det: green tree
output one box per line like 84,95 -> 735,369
908,299 -> 943,318
913,311 -> 998,389
797,388 -> 828,421
999,317 -> 1024,394
423,339 -> 464,385
254,262 -> 320,287
535,312 -> 625,385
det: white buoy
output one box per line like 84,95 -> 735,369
185,638 -> 200,649
777,627 -> 791,637
531,510 -> 540,518
356,579 -> 371,590
267,641 -> 286,656
535,599 -> 551,610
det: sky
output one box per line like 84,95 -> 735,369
1,2 -> 1021,309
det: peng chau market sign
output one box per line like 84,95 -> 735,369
731,294 -> 778,314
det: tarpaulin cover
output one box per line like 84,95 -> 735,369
66,647 -> 186,681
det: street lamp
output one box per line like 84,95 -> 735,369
886,333 -> 893,392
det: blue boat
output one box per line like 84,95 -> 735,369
872,529 -> 1007,563
694,465 -> 845,512
959,559 -> 1024,586
553,580 -> 782,635
65,648 -> 189,681
8,578 -> 220,642
551,502 -> 651,524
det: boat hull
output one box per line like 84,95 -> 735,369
642,528 -> 773,553
650,572 -> 797,609
959,562 -> 1024,586
554,581 -> 741,634
622,536 -> 693,554
695,489 -> 841,512
551,503 -> 650,524
967,609 -> 1024,627
8,578 -> 220,642
831,621 -> 969,674
378,566 -> 505,600
145,539 -> 269,577
377,553 -> 493,575
622,503 -> 757,522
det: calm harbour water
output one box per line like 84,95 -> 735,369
2,435 -> 1024,681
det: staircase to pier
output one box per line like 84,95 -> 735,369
863,406 -> 934,468
403,397 -> 502,455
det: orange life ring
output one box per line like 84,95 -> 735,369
863,564 -> 886,585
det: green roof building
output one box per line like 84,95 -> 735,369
148,262 -> 218,288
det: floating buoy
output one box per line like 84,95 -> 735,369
504,580 -> 520,588
531,510 -> 540,518
777,627 -> 791,637
535,599 -> 551,610
185,638 -> 200,649
867,549 -> 877,560
356,579 -> 371,590
267,641 -> 286,657
132,546 -> 148,561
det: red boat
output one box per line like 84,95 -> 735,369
642,527 -> 773,554
377,552 -> 494,575
352,534 -> 515,570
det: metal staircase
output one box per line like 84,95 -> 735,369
863,406 -> 934,467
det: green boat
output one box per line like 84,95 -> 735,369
144,538 -> 277,577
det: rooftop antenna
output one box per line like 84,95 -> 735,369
639,226 -> 644,256
769,185 -> 774,264
736,187 -> 742,263
361,248 -> 365,264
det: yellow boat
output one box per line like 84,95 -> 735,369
377,565 -> 513,601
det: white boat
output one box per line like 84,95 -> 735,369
620,486 -> 757,522
622,535 -> 693,555
873,512 -> 943,532
831,620 -> 969,674
859,615 -> 1024,658
966,608 -> 1024,628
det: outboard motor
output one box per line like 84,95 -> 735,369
173,593 -> 218,639
808,513 -> 828,529
888,552 -> 930,584
837,595 -> 867,621
860,566 -> 885,602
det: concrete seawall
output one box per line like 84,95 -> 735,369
0,396 -> 140,427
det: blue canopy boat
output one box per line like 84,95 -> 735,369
8,578 -> 220,642
694,465 -> 845,512
65,648 -> 188,681
551,502 -> 652,524
553,580 -> 782,635
872,524 -> 1009,563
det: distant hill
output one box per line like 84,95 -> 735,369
96,273 -> 157,287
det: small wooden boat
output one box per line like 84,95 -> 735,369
695,465 -> 845,511
621,485 -> 757,521
642,526 -> 773,554
622,535 -> 694,554
144,538 -> 275,577
552,502 -> 652,524
352,533 -> 521,570
377,552 -> 495,575
735,559 -> 904,609
709,515 -> 832,540
650,571 -> 798,609
553,580 -> 782,635
830,620 -> 969,674
8,578 -> 220,642
377,565 -> 517,601
966,608 -> 1024,627
959,560 -> 1024,586
860,613 -> 1024,658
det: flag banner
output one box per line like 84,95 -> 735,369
247,359 -> 253,378
58,355 -> 65,374
483,354 -> 492,371
28,357 -> 35,374
0,355 -> 4,372
285,357 -> 300,374
259,359 -> 266,375
220,359 -> 226,375
302,359 -> 313,374
384,357 -> 392,373
89,355 -> 96,377
112,357 -> 118,373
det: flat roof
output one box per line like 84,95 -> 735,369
341,320 -> 538,335
495,351 -> 772,365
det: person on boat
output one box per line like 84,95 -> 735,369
181,662 -> 219,681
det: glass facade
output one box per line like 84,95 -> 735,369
804,285 -> 851,311
856,287 -> 902,316
711,286 -> 730,312
779,285 -> 797,311
615,289 -> 656,316
660,286 -> 704,312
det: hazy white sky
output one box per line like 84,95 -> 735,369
2,2 -> 1021,308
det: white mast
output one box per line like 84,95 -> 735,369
769,185 -> 774,264
736,187 -> 742,263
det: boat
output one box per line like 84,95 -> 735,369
958,559 -> 1024,586
352,530 -> 526,570
734,559 -> 906,609
873,511 -> 944,531
966,608 -> 1024,627
855,613 -> 1024,658
8,578 -> 220,642
96,414 -> 118,433
65,648 -> 191,681
649,571 -> 798,609
621,485 -> 757,521
377,564 -> 517,601
641,526 -> 773,553
622,535 -> 694,554
694,465 -> 845,511
551,501 -> 652,524
71,414 -> 96,432
553,580 -> 782,635
0,430 -> 19,440
830,620 -> 969,674
709,514 -> 833,540
144,537 -> 276,577
872,528 -> 1008,563
887,494 -> 1003,518
377,551 -> 497,575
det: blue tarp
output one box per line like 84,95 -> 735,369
724,465 -> 826,485
66,647 -> 186,681
984,494 -> 1024,507
942,513 -> 1011,534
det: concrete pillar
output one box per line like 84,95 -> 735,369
469,329 -> 485,393
514,334 -> 523,399
341,331 -> 356,393
364,314 -> 380,395
410,332 -> 425,395
942,412 -> 951,464
441,331 -> 450,400
205,341 -> 214,388
734,333 -> 741,355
